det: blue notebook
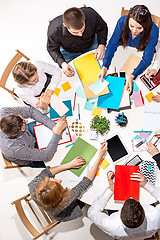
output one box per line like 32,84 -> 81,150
97,76 -> 125,109
50,100 -> 73,119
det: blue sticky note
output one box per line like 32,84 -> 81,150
97,76 -> 125,109
50,100 -> 73,119
89,78 -> 109,95
132,82 -> 139,92
76,85 -> 86,99
84,100 -> 95,111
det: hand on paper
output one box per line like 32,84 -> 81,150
107,171 -> 114,192
70,157 -> 86,169
45,88 -> 53,98
95,44 -> 105,60
98,141 -> 108,159
130,171 -> 147,187
146,142 -> 159,156
152,92 -> 160,102
97,66 -> 108,82
145,69 -> 158,78
36,92 -> 50,110
155,129 -> 160,138
125,75 -> 134,93
52,115 -> 67,135
61,62 -> 75,77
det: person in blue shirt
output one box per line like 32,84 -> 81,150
98,5 -> 159,92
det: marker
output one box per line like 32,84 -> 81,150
73,92 -> 76,111
65,143 -> 74,148
135,139 -> 147,148
139,90 -> 144,104
78,103 -> 80,120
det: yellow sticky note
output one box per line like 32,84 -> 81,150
100,158 -> 110,170
92,107 -> 102,117
53,88 -> 61,96
96,168 -> 100,176
145,92 -> 154,103
61,81 -> 71,92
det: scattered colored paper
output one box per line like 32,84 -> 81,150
130,91 -> 143,107
96,168 -> 100,176
72,135 -> 77,143
84,100 -> 95,111
61,81 -> 71,92
132,82 -> 139,92
53,88 -> 61,96
120,53 -> 141,76
145,92 -> 154,103
89,78 -> 109,95
97,76 -> 125,109
61,137 -> 97,177
119,86 -> 130,109
139,132 -> 150,139
50,100 -> 72,119
100,158 -> 110,169
76,85 -> 86,99
50,94 -> 69,116
92,107 -> 102,117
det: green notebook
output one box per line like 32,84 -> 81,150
61,137 -> 97,177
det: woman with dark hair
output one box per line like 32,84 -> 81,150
98,5 -> 159,92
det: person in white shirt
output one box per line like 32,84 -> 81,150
12,60 -> 62,113
145,42 -> 160,102
88,171 -> 160,240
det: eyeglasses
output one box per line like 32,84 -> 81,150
130,8 -> 148,16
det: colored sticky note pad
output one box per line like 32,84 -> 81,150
92,107 -> 102,117
100,158 -> 110,169
61,81 -> 71,92
53,88 -> 61,96
76,85 -> 86,99
145,92 -> 154,103
50,100 -> 72,119
84,100 -> 95,111
89,78 -> 109,95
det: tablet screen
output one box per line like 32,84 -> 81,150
107,135 -> 128,162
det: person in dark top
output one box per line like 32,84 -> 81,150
147,129 -> 160,169
47,7 -> 108,77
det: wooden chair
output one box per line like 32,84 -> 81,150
0,49 -> 30,96
1,151 -> 25,172
121,7 -> 160,28
11,194 -> 60,240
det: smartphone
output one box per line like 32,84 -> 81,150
150,135 -> 160,146
125,155 -> 142,166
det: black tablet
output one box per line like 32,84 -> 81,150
107,133 -> 130,164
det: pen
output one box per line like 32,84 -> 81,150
73,92 -> 76,111
139,90 -> 144,104
78,103 -> 80,120
65,143 -> 74,148
135,138 -> 147,148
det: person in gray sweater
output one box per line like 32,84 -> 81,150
0,106 -> 67,167
28,141 -> 107,222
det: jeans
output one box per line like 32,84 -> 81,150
60,35 -> 98,63
26,121 -> 46,168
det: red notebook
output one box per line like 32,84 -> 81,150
114,165 -> 140,201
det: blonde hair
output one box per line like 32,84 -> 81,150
34,177 -> 73,210
12,62 -> 37,84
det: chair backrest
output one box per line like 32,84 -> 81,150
1,151 -> 24,172
11,194 -> 60,240
121,7 -> 160,29
0,49 -> 30,96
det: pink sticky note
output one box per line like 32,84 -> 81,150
139,132 -> 149,139
72,135 -> 77,143
134,100 -> 143,107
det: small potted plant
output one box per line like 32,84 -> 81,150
90,115 -> 110,136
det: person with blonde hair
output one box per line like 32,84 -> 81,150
98,5 -> 159,93
12,60 -> 62,113
28,141 -> 107,222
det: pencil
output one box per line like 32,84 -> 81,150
73,92 -> 76,111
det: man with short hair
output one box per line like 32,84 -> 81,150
88,171 -> 160,239
47,7 -> 108,77
0,106 -> 67,168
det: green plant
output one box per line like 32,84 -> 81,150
90,115 -> 110,135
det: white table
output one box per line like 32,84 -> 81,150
50,48 -> 160,210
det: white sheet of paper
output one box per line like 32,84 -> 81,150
143,100 -> 160,131
119,87 -> 130,108
89,78 -> 109,95
50,94 -> 69,116
34,124 -> 71,149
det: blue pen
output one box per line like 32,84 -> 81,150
122,112 -> 124,121
65,143 -> 74,148
78,103 -> 80,120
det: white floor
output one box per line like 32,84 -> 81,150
0,0 -> 159,239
